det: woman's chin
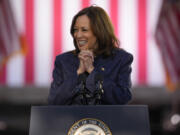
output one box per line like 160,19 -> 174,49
78,45 -> 88,51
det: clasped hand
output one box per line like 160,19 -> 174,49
77,50 -> 94,75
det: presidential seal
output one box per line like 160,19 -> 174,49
68,118 -> 112,135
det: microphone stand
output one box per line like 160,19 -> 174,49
94,77 -> 104,105
78,81 -> 87,105
77,73 -> 88,105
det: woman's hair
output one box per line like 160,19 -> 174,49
70,5 -> 120,56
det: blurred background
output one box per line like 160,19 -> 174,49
0,0 -> 180,135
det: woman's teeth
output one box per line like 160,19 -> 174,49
79,41 -> 87,45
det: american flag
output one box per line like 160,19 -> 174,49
0,0 -> 25,83
155,0 -> 180,90
0,0 -> 165,87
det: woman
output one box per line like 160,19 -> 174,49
48,6 -> 133,105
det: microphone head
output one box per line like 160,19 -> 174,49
78,73 -> 87,83
95,73 -> 103,83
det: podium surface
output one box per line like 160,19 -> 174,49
29,105 -> 150,135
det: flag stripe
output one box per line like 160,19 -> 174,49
110,0 -> 118,36
0,66 -> 6,84
137,0 -> 147,84
81,0 -> 90,8
34,0 -> 53,86
62,0 -> 79,52
119,0 -> 138,85
53,0 -> 62,64
147,0 -> 165,85
25,0 -> 34,84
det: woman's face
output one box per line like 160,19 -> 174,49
73,15 -> 97,51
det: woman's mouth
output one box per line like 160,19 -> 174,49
78,40 -> 87,47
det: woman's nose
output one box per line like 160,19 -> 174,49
76,31 -> 82,38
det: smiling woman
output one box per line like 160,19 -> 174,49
48,5 -> 133,105
73,15 -> 97,51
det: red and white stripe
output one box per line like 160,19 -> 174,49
0,0 -> 165,87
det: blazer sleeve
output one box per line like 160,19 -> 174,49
85,53 -> 133,105
48,57 -> 78,105
101,54 -> 133,104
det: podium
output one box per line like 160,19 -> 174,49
29,105 -> 150,135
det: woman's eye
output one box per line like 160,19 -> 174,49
73,28 -> 78,32
82,29 -> 87,32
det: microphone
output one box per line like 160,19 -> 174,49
94,73 -> 104,105
77,73 -> 87,105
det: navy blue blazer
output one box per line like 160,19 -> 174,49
48,48 -> 133,105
